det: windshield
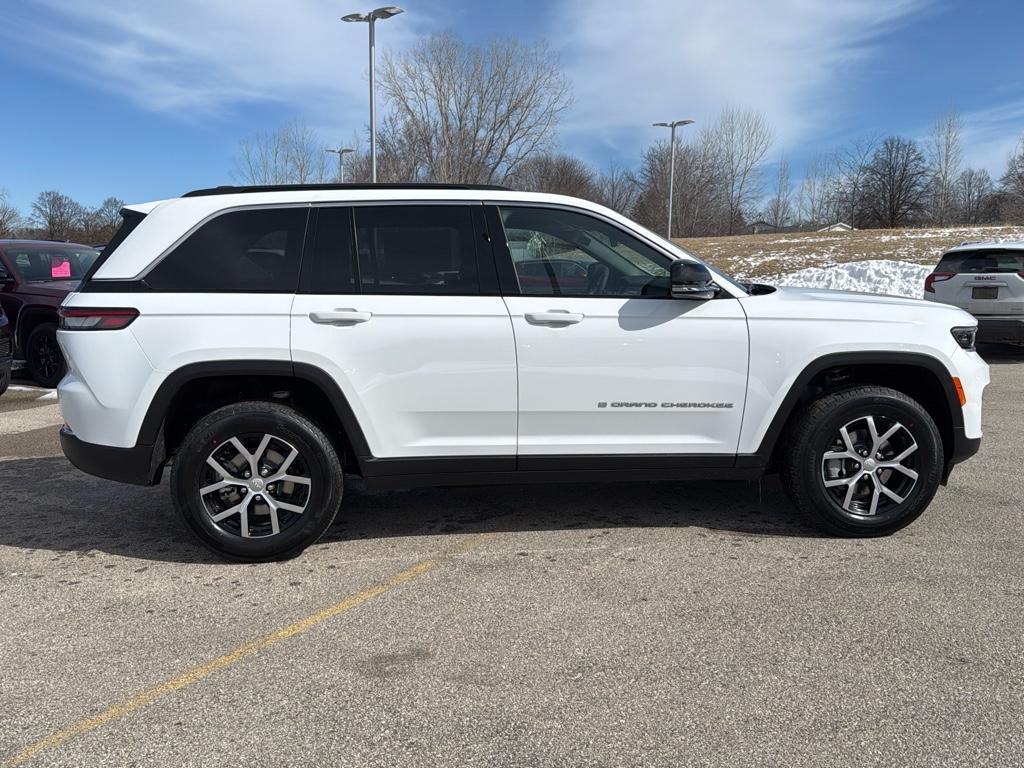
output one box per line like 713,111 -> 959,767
5,245 -> 100,283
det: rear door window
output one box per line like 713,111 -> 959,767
146,207 -> 308,292
937,250 -> 1024,274
354,205 -> 479,295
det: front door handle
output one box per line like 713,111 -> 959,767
309,309 -> 372,325
524,310 -> 584,326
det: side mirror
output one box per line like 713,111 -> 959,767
670,261 -> 717,300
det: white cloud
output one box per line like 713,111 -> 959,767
7,0 -> 1020,183
960,100 -> 1024,178
2,0 -> 433,124
550,0 -> 930,159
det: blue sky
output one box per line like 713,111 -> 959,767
1,0 -> 1023,212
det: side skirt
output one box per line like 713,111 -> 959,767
360,454 -> 766,491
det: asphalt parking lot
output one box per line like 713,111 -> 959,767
1,348 -> 1023,767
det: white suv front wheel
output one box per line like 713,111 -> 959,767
780,386 -> 944,536
171,401 -> 344,561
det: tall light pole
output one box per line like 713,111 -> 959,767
325,146 -> 356,182
342,6 -> 403,183
652,119 -> 694,239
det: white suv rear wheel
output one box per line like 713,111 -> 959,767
171,401 -> 343,561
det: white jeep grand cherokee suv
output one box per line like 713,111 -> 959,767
57,184 -> 989,560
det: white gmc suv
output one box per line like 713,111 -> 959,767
924,240 -> 1024,344
57,184 -> 989,560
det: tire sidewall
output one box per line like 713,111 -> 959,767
27,322 -> 66,388
797,393 -> 943,534
172,407 -> 342,561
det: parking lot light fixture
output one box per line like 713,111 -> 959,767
325,146 -> 356,182
342,6 -> 404,183
653,119 -> 694,240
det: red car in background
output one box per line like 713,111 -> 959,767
0,240 -> 100,387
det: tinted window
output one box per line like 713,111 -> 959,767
937,249 -> 1024,274
4,246 -> 99,282
497,206 -> 671,297
146,207 -> 307,292
355,206 -> 478,295
304,207 -> 357,293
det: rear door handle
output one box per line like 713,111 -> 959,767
309,309 -> 372,325
524,310 -> 584,326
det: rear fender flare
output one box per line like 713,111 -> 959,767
136,360 -> 372,473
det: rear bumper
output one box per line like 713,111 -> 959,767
976,315 -> 1024,344
60,425 -> 164,486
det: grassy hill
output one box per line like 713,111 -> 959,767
675,225 -> 1024,281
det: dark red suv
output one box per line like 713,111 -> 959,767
0,240 -> 100,387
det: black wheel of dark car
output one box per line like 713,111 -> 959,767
26,322 -> 66,388
780,386 -> 943,536
171,401 -> 344,561
0,368 -> 9,396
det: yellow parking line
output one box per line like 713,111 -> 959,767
4,533 -> 496,767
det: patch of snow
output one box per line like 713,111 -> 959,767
771,260 -> 931,298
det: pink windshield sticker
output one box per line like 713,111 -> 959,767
51,260 -> 72,278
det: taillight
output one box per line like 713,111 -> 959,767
59,307 -> 139,330
924,272 -> 955,293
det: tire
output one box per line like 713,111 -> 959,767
171,401 -> 344,561
0,367 -> 9,396
779,386 -> 944,537
26,322 -> 66,388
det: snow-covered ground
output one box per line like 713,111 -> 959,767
770,259 -> 931,298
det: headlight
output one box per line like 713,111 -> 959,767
950,326 -> 977,350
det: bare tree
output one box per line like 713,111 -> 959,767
925,109 -> 963,225
956,168 -> 996,224
1000,134 -> 1024,222
633,133 -> 727,237
511,153 -> 596,198
796,156 -> 835,227
378,33 -> 571,185
593,164 -> 639,216
30,190 -> 85,240
763,157 -> 793,229
0,189 -> 20,237
832,135 -> 878,226
864,137 -> 929,228
707,106 -> 774,234
81,197 -> 125,244
232,120 -> 329,185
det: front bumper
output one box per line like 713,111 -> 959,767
944,426 -> 981,483
976,315 -> 1024,344
60,425 -> 164,486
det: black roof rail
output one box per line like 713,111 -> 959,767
182,182 -> 511,198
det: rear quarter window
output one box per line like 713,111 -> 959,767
937,249 -> 1024,274
145,207 -> 309,292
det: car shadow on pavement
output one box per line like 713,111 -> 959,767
0,457 -> 821,564
325,475 -> 820,547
